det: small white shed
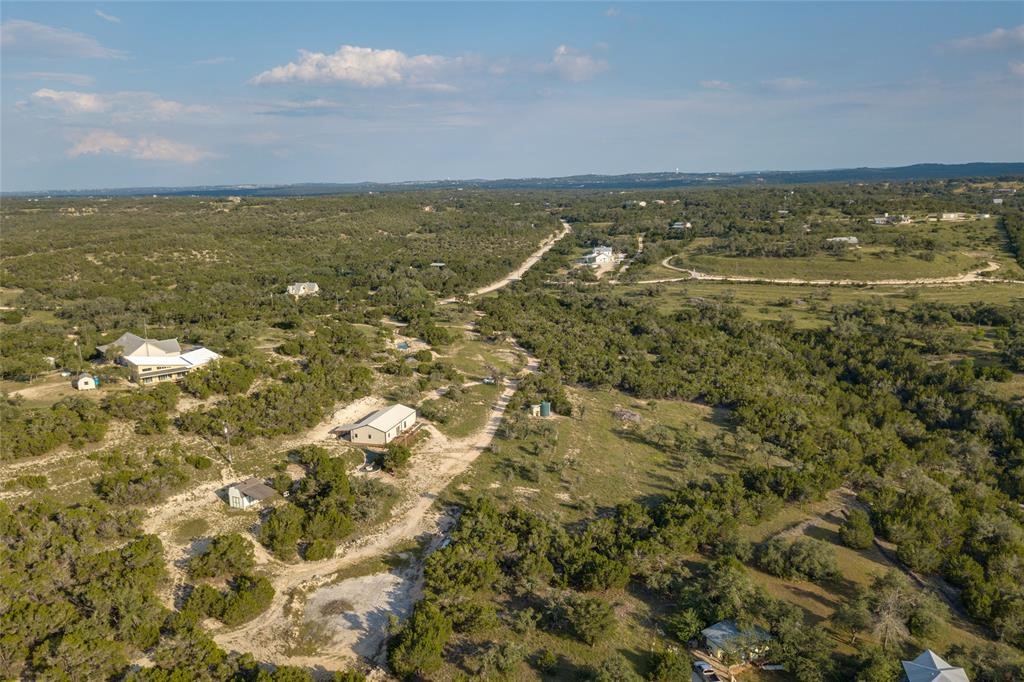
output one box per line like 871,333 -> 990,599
227,478 -> 277,510
72,375 -> 96,391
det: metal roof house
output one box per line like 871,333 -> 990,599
701,620 -> 772,663
901,650 -> 969,682
581,246 -> 615,267
98,332 -> 181,358
227,478 -> 277,510
97,332 -> 220,385
335,404 -> 417,446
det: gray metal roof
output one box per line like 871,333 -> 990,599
902,650 -> 970,682
701,620 -> 771,650
231,478 -> 277,501
97,332 -> 181,357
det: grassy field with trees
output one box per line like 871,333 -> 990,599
1,178 -> 1021,681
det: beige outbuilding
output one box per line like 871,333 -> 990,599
335,404 -> 417,446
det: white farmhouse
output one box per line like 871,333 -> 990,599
826,236 -> 859,246
287,282 -> 320,297
227,478 -> 277,510
581,246 -> 615,267
335,404 -> 417,446
97,332 -> 220,385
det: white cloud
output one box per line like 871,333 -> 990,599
0,19 -> 124,58
1011,61 -> 1024,77
700,80 -> 732,91
11,71 -> 95,86
94,9 -> 121,24
250,45 -> 451,87
194,56 -> 234,66
761,77 -> 815,93
27,89 -> 215,120
945,25 -> 1024,51
68,130 -> 211,163
546,45 -> 608,82
32,88 -> 108,113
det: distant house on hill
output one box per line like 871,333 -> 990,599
901,650 -> 969,682
872,213 -> 909,225
334,404 -> 417,446
670,221 -> 692,230
287,282 -> 320,297
941,212 -> 967,221
581,246 -> 615,267
826,236 -> 859,246
227,478 -> 277,510
97,332 -> 219,384
993,198 -> 1004,205
701,620 -> 772,663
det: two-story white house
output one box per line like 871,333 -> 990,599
97,332 -> 220,384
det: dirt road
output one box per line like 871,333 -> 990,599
439,219 -> 572,303
639,256 -> 1019,287
211,353 -> 539,667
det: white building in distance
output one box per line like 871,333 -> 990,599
287,282 -> 320,297
581,246 -> 615,267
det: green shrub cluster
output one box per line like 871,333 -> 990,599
260,447 -> 356,560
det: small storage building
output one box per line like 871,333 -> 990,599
72,374 -> 97,391
227,478 -> 277,510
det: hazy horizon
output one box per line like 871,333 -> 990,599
3,2 -> 1023,192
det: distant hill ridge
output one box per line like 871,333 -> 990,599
6,162 -> 1023,197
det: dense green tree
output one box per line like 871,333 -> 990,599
387,601 -> 452,678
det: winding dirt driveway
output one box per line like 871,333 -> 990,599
211,353 -> 538,667
637,255 -> 1019,287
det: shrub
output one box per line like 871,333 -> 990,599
388,601 -> 451,678
840,509 -> 875,550
554,593 -> 616,646
303,539 -> 335,562
185,454 -> 213,470
219,575 -> 275,626
756,537 -> 839,583
649,650 -> 691,682
260,504 -> 305,559
190,533 -> 255,579
380,443 -> 413,474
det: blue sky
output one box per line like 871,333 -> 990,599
2,2 -> 1022,191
